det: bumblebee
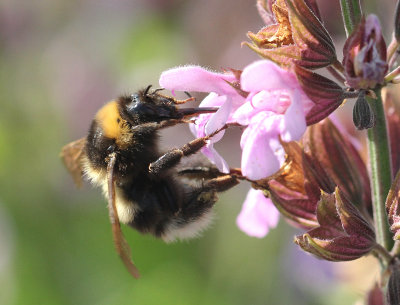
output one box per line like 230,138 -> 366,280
61,86 -> 239,278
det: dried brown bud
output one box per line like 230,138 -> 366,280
244,0 -> 336,69
265,119 -> 370,228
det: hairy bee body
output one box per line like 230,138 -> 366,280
61,86 -> 239,276
80,89 -> 234,241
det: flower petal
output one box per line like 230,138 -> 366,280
189,93 -> 226,138
159,65 -> 237,95
241,60 -> 297,92
280,90 -> 307,142
241,114 -> 286,180
236,189 -> 279,238
232,101 -> 259,126
205,97 -> 230,135
251,90 -> 289,113
201,144 -> 230,173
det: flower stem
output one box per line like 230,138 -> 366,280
367,89 -> 393,250
387,37 -> 399,68
339,0 -> 362,36
391,240 -> 400,257
385,65 -> 400,83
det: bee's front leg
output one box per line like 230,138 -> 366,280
201,174 -> 240,193
149,136 -> 209,175
149,124 -> 230,175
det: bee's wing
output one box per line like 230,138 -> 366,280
107,153 -> 141,279
60,138 -> 86,187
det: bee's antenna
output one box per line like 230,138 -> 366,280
144,85 -> 152,96
153,87 -> 165,94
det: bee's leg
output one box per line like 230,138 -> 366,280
151,89 -> 195,105
178,166 -> 244,181
149,136 -> 210,174
201,173 -> 240,193
160,173 -> 240,242
178,166 -> 222,180
149,124 -> 229,174
172,96 -> 195,105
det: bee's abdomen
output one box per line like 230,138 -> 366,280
121,177 -> 217,242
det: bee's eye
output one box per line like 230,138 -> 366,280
127,97 -> 157,117
130,94 -> 139,102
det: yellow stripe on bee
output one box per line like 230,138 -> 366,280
95,100 -> 122,139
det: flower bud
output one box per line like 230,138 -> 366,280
343,14 -> 388,89
264,118 -> 370,228
266,141 -> 323,228
294,65 -> 346,125
303,119 -> 371,210
353,91 -> 376,130
244,0 -> 336,69
294,188 -> 376,261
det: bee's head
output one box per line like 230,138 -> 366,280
118,87 -> 182,125
91,86 -> 218,152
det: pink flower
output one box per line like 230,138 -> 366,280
159,61 -> 313,180
160,65 -> 245,173
235,60 -> 314,180
236,188 -> 279,238
159,61 -> 311,238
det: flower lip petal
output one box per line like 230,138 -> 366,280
159,65 -> 237,95
241,60 -> 297,92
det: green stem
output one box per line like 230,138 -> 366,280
340,0 -> 362,36
385,65 -> 400,83
387,37 -> 399,68
367,89 -> 392,250
391,240 -> 400,257
373,244 -> 393,265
